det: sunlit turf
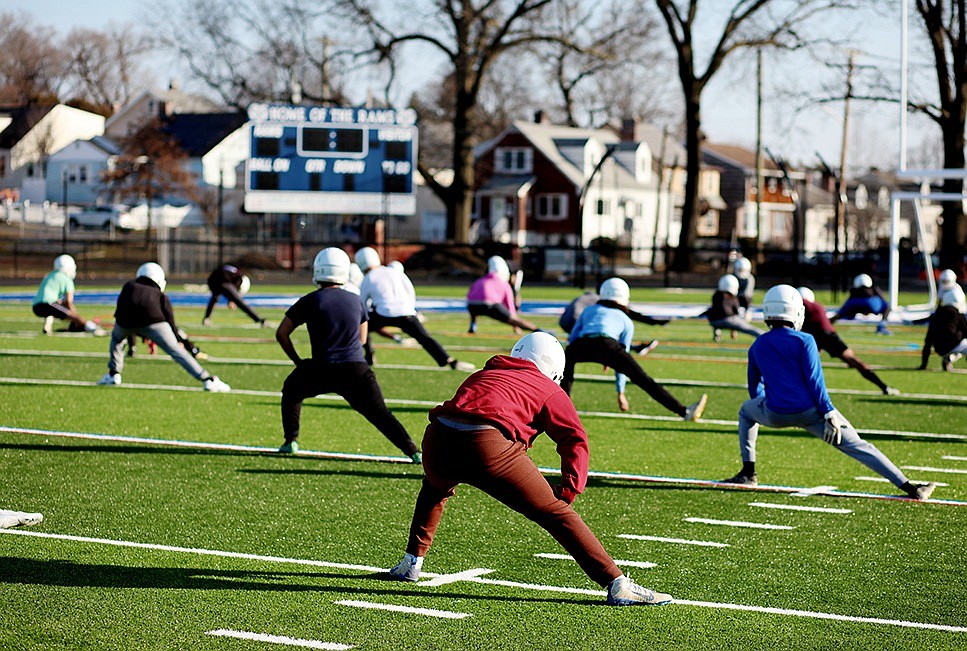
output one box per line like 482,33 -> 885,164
1,286 -> 965,650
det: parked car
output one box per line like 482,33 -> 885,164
68,205 -> 146,231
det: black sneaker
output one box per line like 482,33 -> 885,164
720,472 -> 758,486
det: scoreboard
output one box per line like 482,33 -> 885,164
243,103 -> 418,215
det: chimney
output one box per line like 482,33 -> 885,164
620,117 -> 639,142
534,110 -> 549,124
168,79 -> 180,91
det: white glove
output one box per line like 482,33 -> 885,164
823,410 -> 847,445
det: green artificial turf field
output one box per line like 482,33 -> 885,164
1,283 -> 965,650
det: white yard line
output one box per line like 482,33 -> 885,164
2,374 -> 966,441
685,518 -> 794,530
3,347 -> 966,402
617,534 -> 730,548
534,553 -> 656,569
419,568 -> 493,587
3,529 -> 964,633
942,455 -> 967,461
901,466 -> 967,475
205,630 -> 352,650
855,476 -> 949,486
335,600 -> 470,620
3,423 -> 966,506
748,502 -> 852,514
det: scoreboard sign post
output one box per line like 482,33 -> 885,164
244,103 -> 418,215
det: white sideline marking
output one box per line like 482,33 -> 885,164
855,476 -> 949,487
205,630 -> 351,650
942,455 -> 967,461
5,424 -> 967,506
791,485 -> 838,497
749,502 -> 852,514
685,518 -> 794,530
2,375 -> 966,441
420,568 -> 493,587
617,534 -> 730,548
3,529 -> 964,633
7,346 -> 966,402
335,600 -> 470,619
535,553 -> 656,569
902,466 -> 967,475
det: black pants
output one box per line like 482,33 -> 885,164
365,313 -> 450,367
561,336 -> 686,417
281,360 -> 418,456
204,282 -> 262,322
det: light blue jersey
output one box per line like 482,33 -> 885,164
570,303 -> 634,392
33,271 -> 74,306
747,326 -> 835,415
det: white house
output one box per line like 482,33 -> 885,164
45,136 -> 120,206
0,104 -> 105,203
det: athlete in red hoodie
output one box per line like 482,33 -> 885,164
385,332 -> 673,606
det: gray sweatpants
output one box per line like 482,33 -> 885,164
107,322 -> 207,381
737,395 -> 909,487
710,316 -> 763,338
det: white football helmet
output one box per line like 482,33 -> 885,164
599,277 -> 630,307
511,332 -> 566,384
939,269 -> 958,290
388,260 -> 404,273
355,247 -> 381,272
734,257 -> 752,278
53,254 -> 77,279
239,275 -> 251,295
853,273 -> 873,289
487,255 -> 511,283
939,287 -> 967,311
136,262 -> 167,292
313,248 -> 350,285
718,274 -> 740,295
762,284 -> 805,330
797,286 -> 816,303
348,262 -> 364,288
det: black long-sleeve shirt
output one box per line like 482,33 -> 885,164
114,277 -> 178,330
921,305 -> 967,364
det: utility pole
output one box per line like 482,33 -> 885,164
834,51 -> 856,296
754,48 -> 764,270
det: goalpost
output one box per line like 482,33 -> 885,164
890,0 -> 967,311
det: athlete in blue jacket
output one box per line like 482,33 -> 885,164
721,285 -> 936,500
561,277 -> 707,420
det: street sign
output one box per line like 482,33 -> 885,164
243,103 -> 418,215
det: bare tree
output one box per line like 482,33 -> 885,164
652,0 -> 854,271
536,1 -> 674,128
102,119 -> 198,210
62,26 -> 151,111
148,0 -> 350,108
911,0 -> 967,270
0,12 -> 68,105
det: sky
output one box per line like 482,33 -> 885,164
10,0 -> 940,173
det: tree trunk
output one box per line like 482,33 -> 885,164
673,87 -> 702,272
449,86 -> 476,243
939,111 -> 967,270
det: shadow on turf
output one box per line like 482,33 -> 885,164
653,424 -> 966,444
0,558 -> 599,604
0,442 -> 259,457
239,467 -> 421,480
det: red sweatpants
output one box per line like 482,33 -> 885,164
404,422 -> 621,587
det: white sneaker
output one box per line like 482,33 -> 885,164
884,386 -> 901,396
203,376 -> 231,393
606,576 -> 673,606
388,553 -> 423,581
202,317 -> 213,327
451,360 -> 476,372
684,393 -> 708,421
42,316 -> 54,335
97,373 -> 121,386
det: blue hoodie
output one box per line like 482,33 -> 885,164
748,326 -> 835,415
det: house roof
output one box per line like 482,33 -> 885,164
0,104 -> 57,149
477,174 -> 535,196
508,120 -> 646,192
163,112 -> 248,157
105,87 -> 224,131
703,142 -> 781,173
89,135 -> 121,155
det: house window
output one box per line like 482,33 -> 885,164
494,147 -> 533,174
78,166 -> 88,183
596,198 -> 611,216
536,193 -> 567,221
